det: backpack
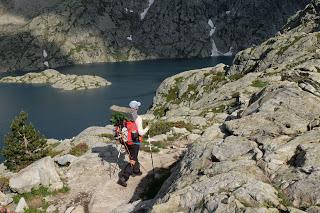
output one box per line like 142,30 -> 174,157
114,120 -> 142,145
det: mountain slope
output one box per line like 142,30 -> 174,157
0,0 -> 309,71
141,1 -> 320,212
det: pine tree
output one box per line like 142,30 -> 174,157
2,111 -> 48,171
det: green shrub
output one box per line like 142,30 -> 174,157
251,80 -> 269,88
278,190 -> 293,207
172,121 -> 195,132
165,86 -> 179,103
0,176 -> 9,192
53,185 -> 70,194
153,106 -> 167,118
2,111 -> 48,172
110,112 -> 128,125
13,186 -> 52,204
69,143 -> 88,156
148,120 -> 195,137
13,186 -> 69,211
229,73 -> 244,81
148,121 -> 173,137
47,149 -> 62,158
24,208 -> 46,213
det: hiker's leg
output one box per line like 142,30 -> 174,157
121,144 -> 135,180
131,144 -> 141,173
122,162 -> 133,181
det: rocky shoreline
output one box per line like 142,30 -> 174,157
0,69 -> 111,90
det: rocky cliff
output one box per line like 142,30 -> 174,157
0,0 -> 309,72
143,1 -> 320,212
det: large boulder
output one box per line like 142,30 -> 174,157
9,157 -> 63,193
73,126 -> 114,147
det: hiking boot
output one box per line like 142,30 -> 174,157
117,177 -> 127,187
133,171 -> 142,177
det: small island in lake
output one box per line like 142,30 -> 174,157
0,69 -> 111,91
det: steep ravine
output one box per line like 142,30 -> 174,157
0,0 -> 309,72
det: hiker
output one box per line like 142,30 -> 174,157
117,100 -> 150,187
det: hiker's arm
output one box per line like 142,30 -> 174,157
135,116 -> 149,136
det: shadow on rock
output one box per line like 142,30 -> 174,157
127,162 -> 179,213
91,145 -> 127,169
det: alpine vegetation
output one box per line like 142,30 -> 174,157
2,111 -> 48,172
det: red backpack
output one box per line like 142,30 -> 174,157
114,120 -> 142,145
125,121 -> 143,145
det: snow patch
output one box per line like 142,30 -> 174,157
140,0 -> 155,20
211,39 -> 220,56
223,47 -> 234,56
211,42 -> 234,56
208,19 -> 216,36
209,28 -> 215,37
208,18 -> 233,56
127,35 -> 133,41
208,19 -> 214,28
43,61 -> 49,68
43,50 -> 48,58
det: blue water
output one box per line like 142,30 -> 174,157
0,57 -> 233,160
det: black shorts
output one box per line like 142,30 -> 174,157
127,144 -> 140,161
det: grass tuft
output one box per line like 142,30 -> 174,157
69,143 -> 88,156
98,133 -> 114,140
251,80 -> 269,88
0,176 -> 10,192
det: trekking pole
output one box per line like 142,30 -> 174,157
122,139 -> 148,172
148,135 -> 155,178
112,143 -> 123,175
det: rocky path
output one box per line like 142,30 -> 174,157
53,141 -> 184,213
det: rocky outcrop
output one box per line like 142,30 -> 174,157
0,0 -> 309,71
143,1 -> 320,212
0,69 -> 111,90
9,156 -> 63,193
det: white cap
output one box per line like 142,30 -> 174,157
129,100 -> 141,110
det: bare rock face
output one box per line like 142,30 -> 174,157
9,157 -> 63,193
72,125 -> 114,147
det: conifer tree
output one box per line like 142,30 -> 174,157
2,111 -> 48,171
